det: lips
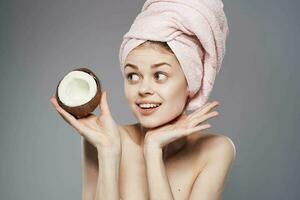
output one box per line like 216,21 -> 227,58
136,103 -> 161,115
136,101 -> 162,105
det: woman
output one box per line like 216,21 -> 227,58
50,0 -> 236,199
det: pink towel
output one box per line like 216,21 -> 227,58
119,0 -> 229,111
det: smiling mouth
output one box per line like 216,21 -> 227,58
136,103 -> 162,115
136,103 -> 162,108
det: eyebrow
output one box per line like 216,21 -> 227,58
124,62 -> 172,70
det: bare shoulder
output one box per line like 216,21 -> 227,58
182,133 -> 236,199
187,132 -> 236,164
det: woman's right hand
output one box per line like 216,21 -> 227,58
50,90 -> 122,157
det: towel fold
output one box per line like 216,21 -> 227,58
119,0 -> 229,111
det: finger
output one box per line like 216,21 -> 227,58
203,101 -> 219,113
50,97 -> 71,123
50,97 -> 87,135
99,90 -> 112,117
177,124 -> 211,138
189,111 -> 219,128
190,124 -> 211,132
50,97 -> 103,144
191,101 -> 219,118
163,123 -> 211,144
78,114 -> 97,127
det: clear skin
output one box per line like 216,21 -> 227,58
123,45 -> 191,150
123,46 -> 189,130
50,45 -> 236,200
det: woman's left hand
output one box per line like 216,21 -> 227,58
143,101 -> 220,151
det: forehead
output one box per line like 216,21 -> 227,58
125,47 -> 180,66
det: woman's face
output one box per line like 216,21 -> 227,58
123,45 -> 189,128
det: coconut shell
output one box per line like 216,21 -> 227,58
55,67 -> 102,119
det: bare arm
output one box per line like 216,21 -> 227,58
142,101 -> 221,200
52,91 -> 121,200
81,138 -> 99,200
144,148 -> 174,200
94,150 -> 121,200
81,138 -> 122,200
188,136 -> 236,200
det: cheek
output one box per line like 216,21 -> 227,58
165,78 -> 187,98
162,84 -> 187,107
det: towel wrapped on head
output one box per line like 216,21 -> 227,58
119,0 -> 229,111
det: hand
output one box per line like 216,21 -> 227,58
50,90 -> 121,156
144,101 -> 220,150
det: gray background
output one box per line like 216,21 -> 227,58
1,0 -> 299,199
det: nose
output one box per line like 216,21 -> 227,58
138,78 -> 154,96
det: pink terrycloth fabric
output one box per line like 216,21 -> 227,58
119,0 -> 229,111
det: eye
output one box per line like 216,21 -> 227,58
126,73 -> 140,81
155,72 -> 167,81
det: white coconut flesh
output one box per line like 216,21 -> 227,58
58,71 -> 97,107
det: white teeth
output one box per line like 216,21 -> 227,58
139,103 -> 160,108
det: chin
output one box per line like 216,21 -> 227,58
138,114 -> 179,129
138,118 -> 162,129
132,104 -> 184,128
